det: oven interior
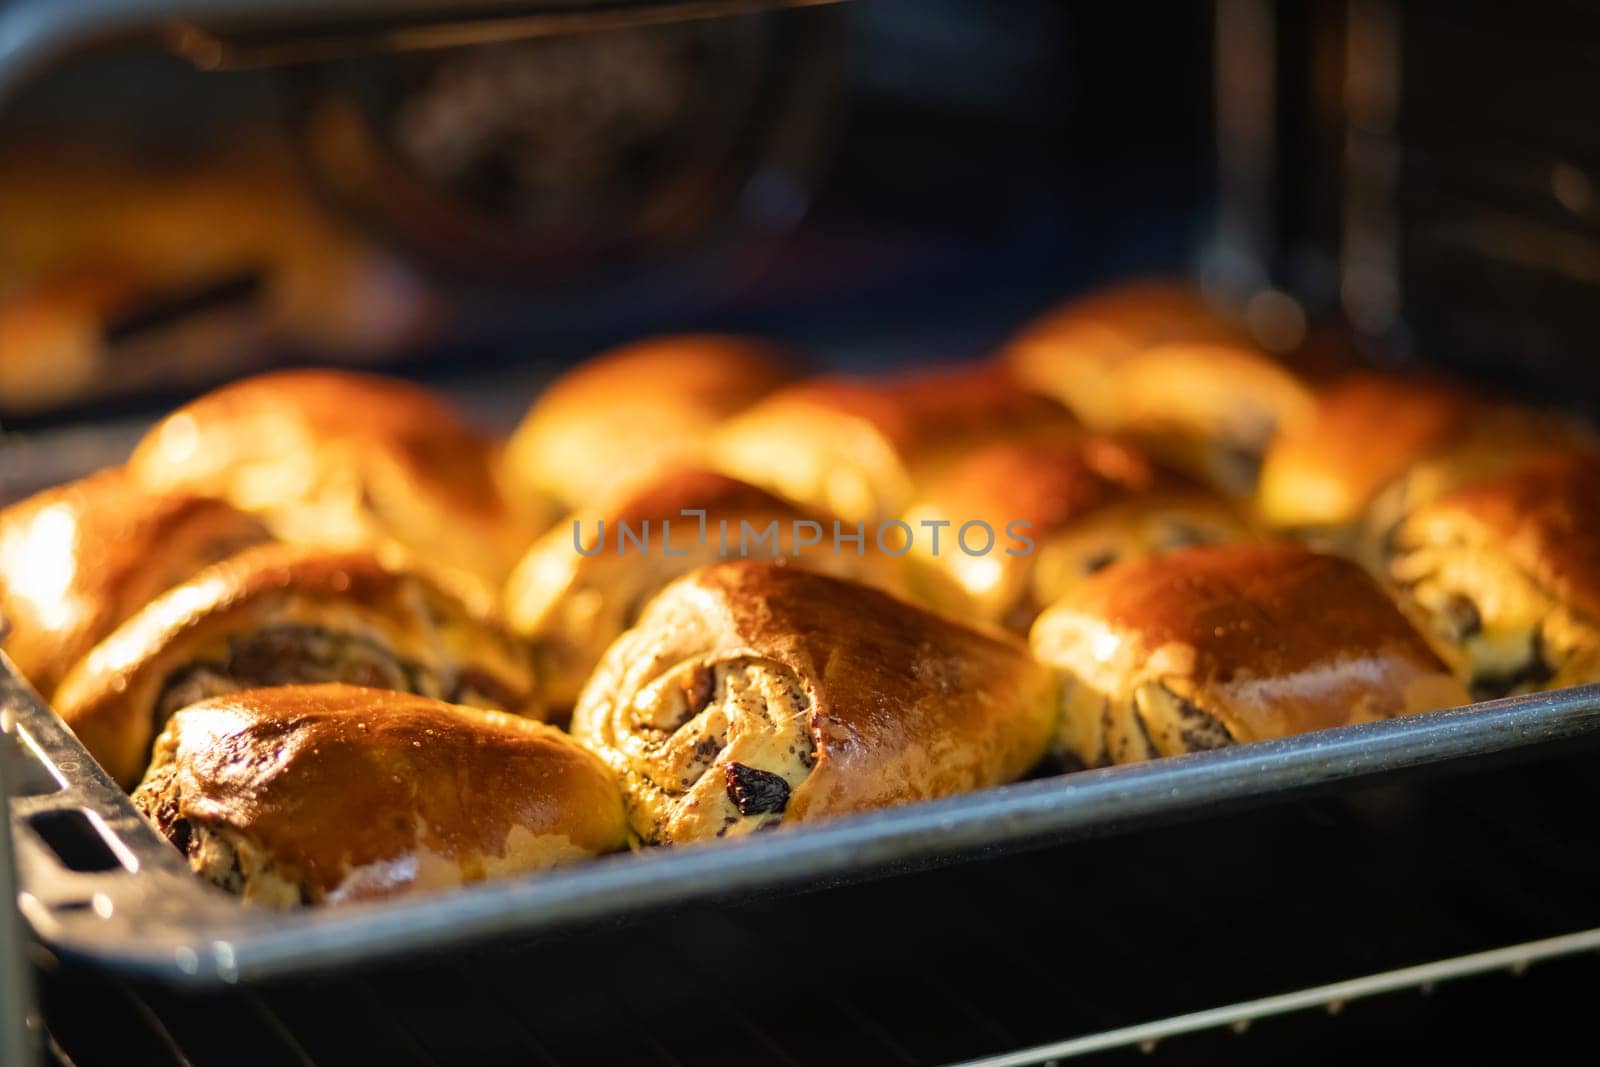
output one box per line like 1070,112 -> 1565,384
6,1 -> 1600,1062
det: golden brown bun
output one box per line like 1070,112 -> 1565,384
1393,452 -> 1600,696
1005,280 -> 1246,361
572,561 -> 1058,844
1256,373 -> 1587,558
504,335 -> 797,508
1031,543 -> 1467,766
902,433 -> 1252,629
1257,374 -> 1476,530
125,369 -> 546,597
505,467 -> 907,710
713,363 -> 1076,523
131,685 -> 625,906
0,468 -> 272,697
1002,281 -> 1309,493
53,543 -> 541,789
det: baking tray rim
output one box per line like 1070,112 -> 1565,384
9,661 -> 1600,988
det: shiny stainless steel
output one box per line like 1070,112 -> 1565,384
7,646 -> 1600,988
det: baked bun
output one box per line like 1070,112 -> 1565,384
1003,281 -> 1309,494
572,561 -> 1057,844
53,543 -> 540,788
504,335 -> 796,509
132,685 -> 625,906
125,369 -> 546,596
713,363 -> 1075,523
1030,543 -> 1467,767
903,433 -> 1252,630
505,467 -> 905,711
1256,373 -> 1585,562
1392,452 -> 1600,697
0,468 -> 272,698
1005,280 -> 1248,360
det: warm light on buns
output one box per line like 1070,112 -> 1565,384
714,363 -> 1076,523
125,368 -> 548,598
132,685 -> 626,906
1256,373 -> 1589,563
504,467 -> 905,710
1393,451 -> 1600,698
504,334 -> 797,509
572,561 -> 1058,844
902,432 -> 1252,629
1003,281 -> 1310,494
53,543 -> 541,789
0,468 -> 272,698
1031,543 -> 1467,766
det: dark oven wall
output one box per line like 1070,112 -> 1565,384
0,1 -> 1216,430
1225,0 -> 1600,410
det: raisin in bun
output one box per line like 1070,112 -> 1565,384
125,369 -> 547,598
902,433 -> 1252,631
53,543 -> 540,788
713,363 -> 1075,524
571,561 -> 1058,844
1003,281 -> 1310,494
504,467 -> 905,711
504,334 -> 797,509
0,468 -> 272,698
1030,543 -> 1467,767
1392,452 -> 1600,698
132,685 -> 625,906
1256,373 -> 1586,564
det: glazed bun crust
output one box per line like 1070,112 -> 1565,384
1004,280 -> 1247,369
0,468 -> 272,697
572,561 -> 1058,843
1403,453 -> 1600,621
903,433 -> 1251,627
53,543 -> 540,788
714,363 -> 1075,523
1256,371 -> 1593,549
1393,452 -> 1600,696
908,432 -> 1171,538
132,685 -> 626,906
125,368 -> 545,592
1032,543 -> 1467,764
1256,374 -> 1480,531
504,334 -> 797,508
1001,282 -> 1308,493
504,467 -> 904,710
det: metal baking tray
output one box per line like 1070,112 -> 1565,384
9,642 -> 1600,989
